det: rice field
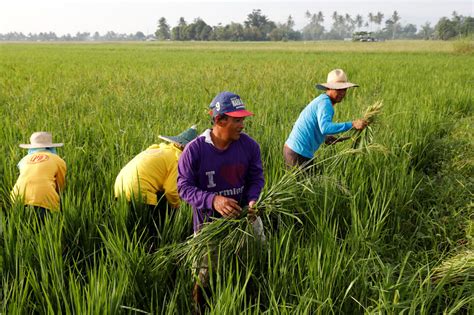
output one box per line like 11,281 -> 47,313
0,41 -> 473,314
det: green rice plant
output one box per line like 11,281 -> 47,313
67,256 -> 130,314
259,227 -> 307,313
467,218 -> 474,247
2,272 -> 33,313
207,257 -> 257,314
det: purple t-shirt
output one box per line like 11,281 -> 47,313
177,129 -> 265,232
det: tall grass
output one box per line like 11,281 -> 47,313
452,38 -> 474,54
0,41 -> 472,313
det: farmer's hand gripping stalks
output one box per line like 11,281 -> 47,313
212,195 -> 242,218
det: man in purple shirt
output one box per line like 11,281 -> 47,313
178,91 -> 265,231
177,91 -> 265,312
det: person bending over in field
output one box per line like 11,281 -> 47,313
11,132 -> 67,222
114,126 -> 197,244
177,91 -> 265,313
284,69 -> 368,168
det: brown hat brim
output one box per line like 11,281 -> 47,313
19,143 -> 64,149
316,82 -> 359,90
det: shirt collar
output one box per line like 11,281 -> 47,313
202,129 -> 215,146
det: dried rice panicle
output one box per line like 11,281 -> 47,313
352,101 -> 383,150
431,249 -> 474,285
363,100 -> 383,124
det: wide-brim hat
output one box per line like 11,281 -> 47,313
159,125 -> 198,147
19,131 -> 63,149
316,69 -> 359,90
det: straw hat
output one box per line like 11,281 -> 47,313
316,69 -> 359,90
19,132 -> 63,149
159,125 -> 198,147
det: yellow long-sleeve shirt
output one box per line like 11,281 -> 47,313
114,143 -> 182,208
11,151 -> 67,211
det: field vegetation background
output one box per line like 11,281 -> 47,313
0,41 -> 473,314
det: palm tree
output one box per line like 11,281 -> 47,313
368,12 -> 374,32
345,14 -> 355,34
355,14 -> 364,30
375,12 -> 384,31
317,11 -> 324,24
390,11 -> 401,39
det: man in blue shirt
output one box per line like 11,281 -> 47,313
284,69 -> 368,167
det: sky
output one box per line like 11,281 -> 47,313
1,0 -> 472,35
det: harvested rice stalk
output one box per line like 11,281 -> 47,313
431,249 -> 474,285
167,166 -> 354,270
171,168 -> 342,267
352,101 -> 383,150
173,214 -> 257,268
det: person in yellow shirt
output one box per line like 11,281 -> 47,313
114,126 -> 198,241
11,132 -> 67,221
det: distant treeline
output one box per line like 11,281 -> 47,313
1,9 -> 472,42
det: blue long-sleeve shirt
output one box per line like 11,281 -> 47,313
178,129 -> 265,232
285,94 -> 353,159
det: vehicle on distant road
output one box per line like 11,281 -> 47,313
352,31 -> 377,42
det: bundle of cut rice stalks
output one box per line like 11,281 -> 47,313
162,168 -> 351,271
431,249 -> 474,285
170,169 -> 320,268
351,101 -> 383,150
173,212 -> 259,270
148,219 -> 254,274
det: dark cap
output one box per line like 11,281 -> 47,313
209,91 -> 254,118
